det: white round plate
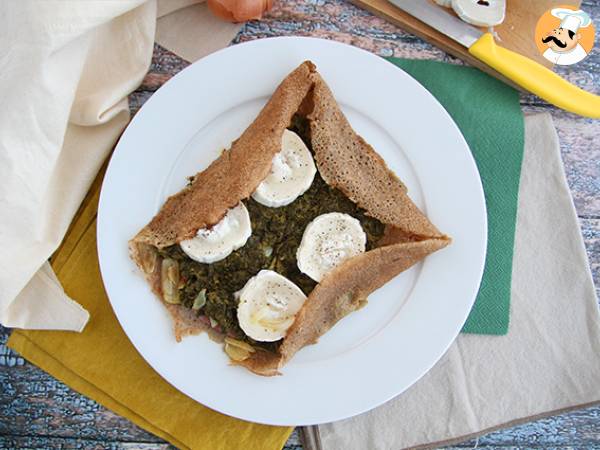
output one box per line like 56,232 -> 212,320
98,37 -> 486,426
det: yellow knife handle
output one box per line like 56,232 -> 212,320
469,33 -> 600,119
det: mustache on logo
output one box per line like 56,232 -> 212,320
542,35 -> 567,48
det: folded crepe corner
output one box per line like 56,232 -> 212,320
129,60 -> 451,376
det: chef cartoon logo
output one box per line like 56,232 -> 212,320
535,6 -> 595,66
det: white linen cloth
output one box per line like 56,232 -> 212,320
0,0 -> 240,331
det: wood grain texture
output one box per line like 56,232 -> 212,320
2,0 -> 599,449
238,0 -> 600,96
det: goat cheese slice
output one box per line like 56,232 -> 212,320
180,203 -> 251,264
297,212 -> 367,282
452,0 -> 506,27
252,129 -> 317,207
237,270 -> 307,342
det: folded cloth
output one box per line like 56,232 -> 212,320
303,113 -> 600,449
0,0 -> 241,332
0,0 -> 155,330
8,165 -> 293,450
156,0 -> 242,62
390,59 -> 524,335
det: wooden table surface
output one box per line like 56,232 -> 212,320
1,1 -> 599,448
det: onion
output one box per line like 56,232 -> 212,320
207,0 -> 273,23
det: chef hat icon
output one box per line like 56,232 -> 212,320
551,8 -> 592,33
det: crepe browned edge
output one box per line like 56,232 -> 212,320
129,61 -> 451,376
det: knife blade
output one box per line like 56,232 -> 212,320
388,0 -> 482,48
385,0 -> 600,118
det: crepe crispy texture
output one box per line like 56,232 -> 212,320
129,61 -> 451,376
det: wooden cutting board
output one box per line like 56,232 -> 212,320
350,0 -> 581,88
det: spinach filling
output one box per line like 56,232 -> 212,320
158,119 -> 385,351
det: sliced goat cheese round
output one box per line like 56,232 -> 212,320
451,0 -> 505,27
237,270 -> 307,342
252,129 -> 317,207
297,212 -> 366,282
180,202 -> 251,264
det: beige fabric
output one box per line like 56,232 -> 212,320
0,0 -> 239,331
156,1 -> 242,62
305,113 -> 600,449
0,0 -> 156,330
157,0 -> 204,17
3,262 -> 90,331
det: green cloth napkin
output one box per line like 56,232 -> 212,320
388,58 -> 524,335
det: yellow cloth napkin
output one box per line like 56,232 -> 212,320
8,166 -> 293,450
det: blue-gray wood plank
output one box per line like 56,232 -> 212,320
1,0 -> 599,448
